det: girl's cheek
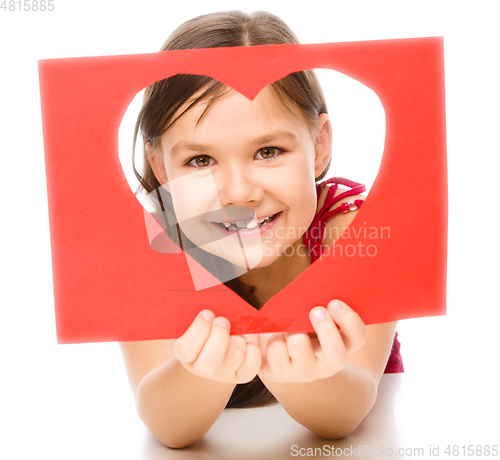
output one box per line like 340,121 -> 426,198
168,169 -> 221,222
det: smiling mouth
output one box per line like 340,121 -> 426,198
213,213 -> 279,231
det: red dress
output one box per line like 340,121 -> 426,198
303,177 -> 404,373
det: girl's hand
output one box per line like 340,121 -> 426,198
258,300 -> 368,384
174,310 -> 261,384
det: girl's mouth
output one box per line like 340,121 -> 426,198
210,211 -> 281,238
215,212 -> 279,231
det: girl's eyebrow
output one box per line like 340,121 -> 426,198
169,130 -> 299,158
169,142 -> 215,158
252,130 -> 298,145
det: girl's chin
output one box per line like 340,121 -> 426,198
246,255 -> 278,270
202,246 -> 279,272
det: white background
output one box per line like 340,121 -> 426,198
1,1 -> 499,458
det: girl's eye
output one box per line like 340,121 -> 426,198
256,147 -> 281,160
188,155 -> 214,168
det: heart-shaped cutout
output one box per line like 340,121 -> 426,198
118,70 -> 386,306
39,40 -> 447,343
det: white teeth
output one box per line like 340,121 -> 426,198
246,218 -> 258,229
217,213 -> 277,230
258,213 -> 277,224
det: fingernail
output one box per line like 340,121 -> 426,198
215,317 -> 230,328
311,307 -> 327,321
328,300 -> 344,313
200,310 -> 214,321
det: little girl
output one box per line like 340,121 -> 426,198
120,10 -> 402,449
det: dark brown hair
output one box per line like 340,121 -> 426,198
133,10 -> 330,409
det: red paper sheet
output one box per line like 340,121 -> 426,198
39,39 -> 447,344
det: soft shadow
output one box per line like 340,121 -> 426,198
140,434 -> 214,460
139,375 -> 404,460
294,374 -> 405,459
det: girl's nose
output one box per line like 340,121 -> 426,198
217,167 -> 264,206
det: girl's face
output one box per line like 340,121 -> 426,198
148,86 -> 331,270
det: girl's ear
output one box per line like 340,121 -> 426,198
146,141 -> 169,185
314,113 -> 333,179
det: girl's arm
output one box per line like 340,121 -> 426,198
258,314 -> 397,439
119,310 -> 261,448
256,185 -> 397,438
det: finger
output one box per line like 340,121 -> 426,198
309,306 -> 346,366
235,342 -> 261,383
263,333 -> 291,375
243,333 -> 260,347
327,300 -> 368,354
194,316 -> 231,376
174,310 -> 215,363
284,332 -> 316,374
257,333 -> 274,354
223,335 -> 247,371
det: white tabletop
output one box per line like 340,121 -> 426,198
3,315 -> 498,460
